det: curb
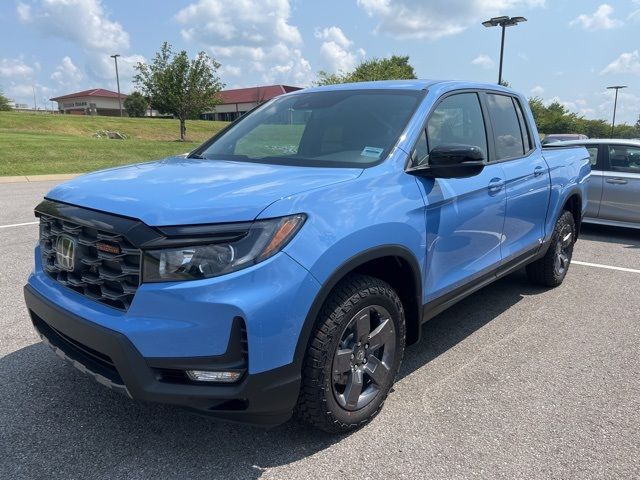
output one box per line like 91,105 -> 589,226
0,173 -> 81,184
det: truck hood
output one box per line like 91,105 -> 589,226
46,157 -> 362,226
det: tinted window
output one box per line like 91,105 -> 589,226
586,146 -> 599,167
200,90 -> 422,167
513,99 -> 532,152
486,94 -> 525,160
608,145 -> 640,172
426,93 -> 487,159
411,130 -> 429,166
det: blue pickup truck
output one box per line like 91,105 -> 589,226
24,80 -> 590,432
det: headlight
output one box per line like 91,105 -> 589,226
142,214 -> 306,282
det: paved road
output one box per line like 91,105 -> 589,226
1,181 -> 639,479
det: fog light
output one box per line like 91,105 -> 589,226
186,370 -> 243,383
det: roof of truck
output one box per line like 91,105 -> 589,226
296,79 -> 518,95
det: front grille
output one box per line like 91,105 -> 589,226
39,214 -> 141,310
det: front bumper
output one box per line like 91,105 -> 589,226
24,285 -> 301,426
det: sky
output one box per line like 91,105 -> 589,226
0,0 -> 639,124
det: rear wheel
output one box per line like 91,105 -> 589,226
297,274 -> 405,433
526,210 -> 576,287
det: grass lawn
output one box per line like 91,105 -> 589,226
0,112 -> 228,176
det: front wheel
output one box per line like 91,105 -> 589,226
526,210 -> 576,287
297,274 -> 406,433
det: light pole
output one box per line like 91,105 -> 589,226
110,54 -> 122,117
606,85 -> 627,137
482,16 -> 527,85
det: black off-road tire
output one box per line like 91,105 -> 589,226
296,274 -> 406,433
526,210 -> 576,287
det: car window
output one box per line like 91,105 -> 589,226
586,146 -> 599,168
200,90 -> 422,168
513,99 -> 532,152
486,94 -> 525,160
411,130 -> 429,166
426,93 -> 487,159
608,145 -> 640,172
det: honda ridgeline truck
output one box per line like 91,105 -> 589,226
25,80 -> 590,432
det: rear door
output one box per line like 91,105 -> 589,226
483,93 -> 551,265
585,144 -> 604,219
599,144 -> 640,224
411,91 -> 507,302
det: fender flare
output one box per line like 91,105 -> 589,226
291,245 -> 423,370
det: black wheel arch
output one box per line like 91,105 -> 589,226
561,190 -> 583,239
292,245 -> 423,371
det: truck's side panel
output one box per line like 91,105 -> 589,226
541,146 -> 590,239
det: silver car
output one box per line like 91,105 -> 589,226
557,139 -> 640,229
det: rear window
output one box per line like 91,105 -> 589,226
486,94 -> 525,160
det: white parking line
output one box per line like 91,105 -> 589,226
573,260 -> 640,274
0,221 -> 38,229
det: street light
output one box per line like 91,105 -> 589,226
110,54 -> 123,117
606,85 -> 627,137
482,16 -> 527,85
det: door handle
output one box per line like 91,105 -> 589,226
488,178 -> 504,194
534,166 -> 545,177
606,178 -> 628,185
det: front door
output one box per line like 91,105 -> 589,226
411,92 -> 506,302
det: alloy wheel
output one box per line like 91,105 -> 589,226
331,305 -> 396,411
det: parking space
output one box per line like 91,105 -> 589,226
1,181 -> 638,479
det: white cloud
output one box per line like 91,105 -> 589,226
17,0 -> 145,97
315,26 -> 352,49
471,54 -> 495,69
530,85 -> 544,96
175,0 -> 312,86
597,89 -> 640,123
176,0 -> 302,46
51,56 -> 83,87
570,4 -> 622,31
89,54 -> 146,92
315,26 -> 365,73
355,0 -> 545,40
630,0 -> 640,22
16,2 -> 30,21
0,57 -> 35,78
601,50 -> 640,76
17,0 -> 129,51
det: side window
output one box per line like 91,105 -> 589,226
586,146 -> 599,168
486,94 -> 525,160
608,145 -> 640,172
425,92 -> 488,159
513,98 -> 532,152
411,130 -> 429,166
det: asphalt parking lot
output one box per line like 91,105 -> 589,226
1,180 -> 639,480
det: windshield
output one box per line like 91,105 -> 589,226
197,89 -> 423,167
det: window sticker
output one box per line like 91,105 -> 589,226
361,146 -> 384,158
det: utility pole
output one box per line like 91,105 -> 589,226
482,16 -> 527,85
110,54 -> 123,116
607,85 -> 627,137
32,86 -> 37,111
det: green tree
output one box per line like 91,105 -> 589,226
134,42 -> 224,140
0,90 -> 11,111
316,55 -> 417,85
123,91 -> 147,117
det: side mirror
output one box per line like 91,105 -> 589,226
407,144 -> 485,179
